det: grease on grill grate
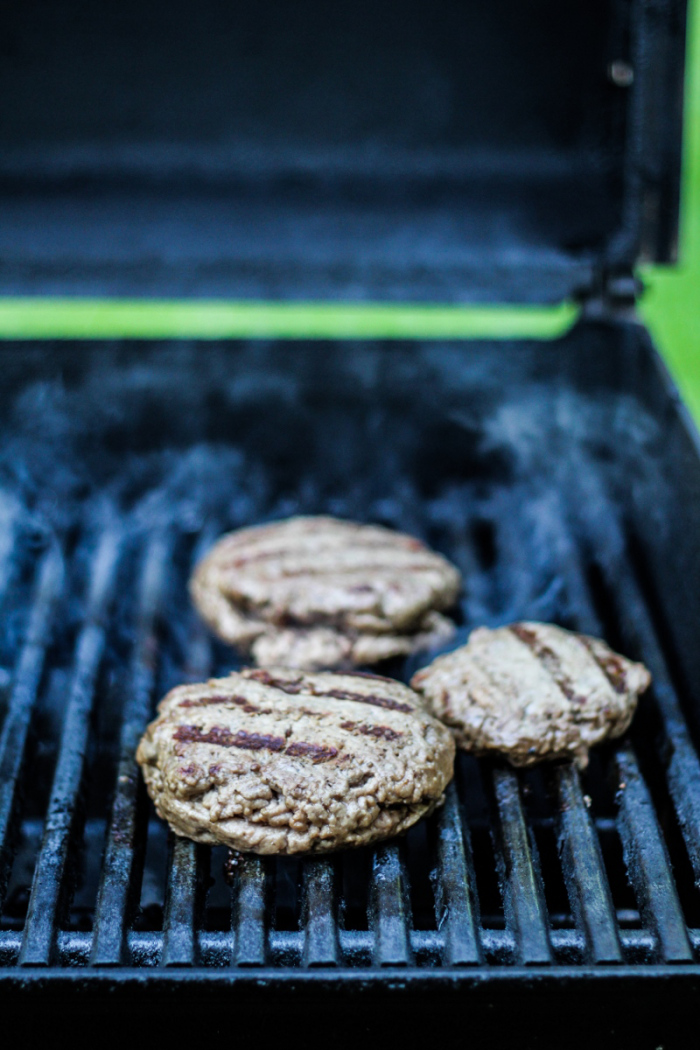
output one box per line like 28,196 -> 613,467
1,351 -> 700,970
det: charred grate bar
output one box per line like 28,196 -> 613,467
0,337 -> 700,992
18,532 -> 121,967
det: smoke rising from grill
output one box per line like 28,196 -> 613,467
0,340 -> 667,683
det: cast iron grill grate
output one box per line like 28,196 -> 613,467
1,437 -> 700,974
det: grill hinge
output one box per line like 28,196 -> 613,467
578,271 -> 644,322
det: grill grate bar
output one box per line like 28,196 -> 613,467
563,547 -> 694,964
91,533 -> 172,966
600,556 -> 700,893
161,532 -> 216,968
370,842 -> 411,966
433,782 -> 482,965
233,855 -> 267,967
0,544 -> 64,910
543,497 -> 683,964
490,767 -> 552,965
554,763 -> 623,964
614,745 -> 694,963
302,859 -> 338,967
18,532 -> 122,966
162,838 -> 204,967
567,485 -> 700,895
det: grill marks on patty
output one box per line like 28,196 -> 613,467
323,689 -> 414,713
339,721 -> 403,742
216,528 -> 427,575
577,635 -> 631,694
178,693 -> 264,714
284,741 -> 339,763
245,669 -> 305,693
136,668 -> 455,854
211,518 -> 456,612
170,670 -> 418,765
173,725 -> 287,752
173,724 -> 340,764
508,622 -> 641,703
243,668 -> 416,713
508,623 -> 590,706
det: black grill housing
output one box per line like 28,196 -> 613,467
1,2 -> 697,1045
1,329 -> 700,1047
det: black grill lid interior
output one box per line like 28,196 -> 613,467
0,0 -> 686,301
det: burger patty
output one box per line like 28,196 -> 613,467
411,622 -> 651,768
189,516 -> 461,670
136,668 -> 455,854
249,611 -> 456,671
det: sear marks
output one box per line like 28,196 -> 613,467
340,721 -> 403,742
173,725 -> 286,752
244,668 -> 415,713
285,741 -> 339,763
323,689 -> 413,713
179,693 -> 262,713
174,725 -> 339,764
136,667 -> 455,855
189,515 -> 461,670
412,621 -> 651,769
244,669 -> 305,693
509,624 -> 589,706
577,635 -> 631,694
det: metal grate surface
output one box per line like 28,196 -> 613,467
1,460 -> 700,973
1,336 -> 700,986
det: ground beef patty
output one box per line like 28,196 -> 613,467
189,516 -> 461,670
411,622 -> 651,769
136,668 -> 455,854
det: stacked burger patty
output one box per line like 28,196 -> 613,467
137,515 -> 652,856
190,516 -> 461,671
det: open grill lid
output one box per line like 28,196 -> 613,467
0,0 -> 687,303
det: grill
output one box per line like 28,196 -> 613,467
1,333 -> 700,1046
1,1 -> 697,1045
